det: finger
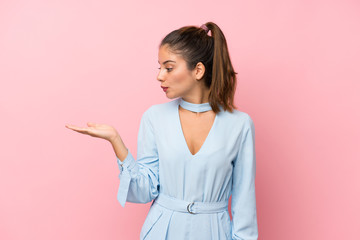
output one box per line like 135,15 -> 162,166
69,128 -> 91,135
87,122 -> 98,127
66,125 -> 88,132
65,124 -> 80,129
65,124 -> 78,129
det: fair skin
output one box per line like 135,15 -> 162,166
65,43 -> 216,159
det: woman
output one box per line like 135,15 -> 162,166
66,22 -> 258,240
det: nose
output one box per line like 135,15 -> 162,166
157,69 -> 164,82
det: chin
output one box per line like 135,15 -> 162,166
164,89 -> 185,100
164,91 -> 179,99
166,95 -> 178,100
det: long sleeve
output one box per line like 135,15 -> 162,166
116,107 -> 160,207
230,114 -> 258,240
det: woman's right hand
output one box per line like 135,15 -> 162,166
65,122 -> 119,142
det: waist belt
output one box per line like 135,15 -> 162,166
153,193 -> 228,214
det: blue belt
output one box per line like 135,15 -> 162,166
153,193 -> 228,214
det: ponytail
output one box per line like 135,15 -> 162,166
206,22 -> 237,113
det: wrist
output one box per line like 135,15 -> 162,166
109,134 -> 128,161
109,133 -> 122,144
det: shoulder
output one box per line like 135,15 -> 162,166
141,98 -> 179,120
223,109 -> 256,145
221,108 -> 254,130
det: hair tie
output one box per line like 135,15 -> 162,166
200,24 -> 209,33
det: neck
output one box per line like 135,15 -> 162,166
181,87 -> 210,104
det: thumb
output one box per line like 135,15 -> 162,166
87,122 -> 97,127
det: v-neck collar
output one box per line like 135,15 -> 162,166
176,98 -> 218,158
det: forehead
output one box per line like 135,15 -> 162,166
158,45 -> 183,64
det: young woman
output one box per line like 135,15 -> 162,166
66,22 -> 258,240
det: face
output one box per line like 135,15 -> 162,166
157,44 -> 204,99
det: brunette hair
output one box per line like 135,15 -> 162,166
159,22 -> 238,113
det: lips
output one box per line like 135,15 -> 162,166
161,86 -> 168,92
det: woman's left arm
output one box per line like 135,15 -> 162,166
230,114 -> 259,240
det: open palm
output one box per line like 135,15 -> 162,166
65,122 -> 118,142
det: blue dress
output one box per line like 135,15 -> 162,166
116,97 -> 258,240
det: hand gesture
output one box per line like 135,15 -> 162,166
65,122 -> 118,142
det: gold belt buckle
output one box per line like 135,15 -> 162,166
187,202 -> 195,214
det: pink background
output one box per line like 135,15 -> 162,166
1,0 -> 359,239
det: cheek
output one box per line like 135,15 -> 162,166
172,71 -> 191,85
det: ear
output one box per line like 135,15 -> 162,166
194,62 -> 206,81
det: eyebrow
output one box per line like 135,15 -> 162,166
158,60 -> 176,65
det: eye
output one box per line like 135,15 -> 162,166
157,67 -> 173,72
